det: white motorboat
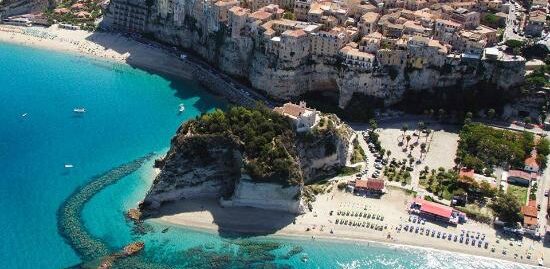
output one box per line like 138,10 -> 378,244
21,113 -> 28,117
64,164 -> 74,168
178,104 -> 185,112
73,108 -> 86,113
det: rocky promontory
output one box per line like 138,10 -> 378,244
140,105 -> 353,215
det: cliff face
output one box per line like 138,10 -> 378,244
123,14 -> 526,109
140,132 -> 242,212
0,0 -> 50,17
140,108 -> 353,215
296,114 -> 353,182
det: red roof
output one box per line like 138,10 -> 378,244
366,178 -> 385,190
522,203 -> 538,218
354,179 -> 384,190
414,198 -> 453,218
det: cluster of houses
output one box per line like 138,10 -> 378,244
105,0 -> 540,73
458,148 -> 543,234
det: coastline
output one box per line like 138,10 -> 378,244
0,25 -> 194,81
153,217 -> 535,269
147,194 -> 545,268
0,24 -> 264,108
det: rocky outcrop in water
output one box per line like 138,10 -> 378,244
140,107 -> 352,215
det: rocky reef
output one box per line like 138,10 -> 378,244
140,106 -> 352,215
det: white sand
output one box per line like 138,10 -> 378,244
153,185 -> 549,267
0,25 -> 193,80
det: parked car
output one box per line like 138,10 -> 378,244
544,190 -> 548,197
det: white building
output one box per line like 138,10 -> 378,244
273,101 -> 320,132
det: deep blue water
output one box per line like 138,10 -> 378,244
0,42 -> 532,269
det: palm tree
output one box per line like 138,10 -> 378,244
405,135 -> 412,148
401,124 -> 408,140
420,143 -> 427,159
386,150 -> 392,159
409,144 -> 415,156
369,119 -> 378,132
416,121 -> 425,142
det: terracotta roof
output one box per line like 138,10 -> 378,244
283,29 -> 307,38
524,216 -> 538,226
250,11 -> 271,21
355,179 -> 385,190
521,203 -> 538,217
273,103 -> 310,118
366,178 -> 385,190
355,179 -> 369,189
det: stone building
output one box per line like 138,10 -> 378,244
273,101 -> 320,132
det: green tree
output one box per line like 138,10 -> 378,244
369,119 -> 378,131
489,192 -> 523,224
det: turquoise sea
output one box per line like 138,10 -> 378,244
0,42 -> 532,269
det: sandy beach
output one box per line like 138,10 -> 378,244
153,185 -> 549,267
0,24 -> 193,80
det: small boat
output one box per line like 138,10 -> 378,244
73,108 -> 86,113
178,104 -> 185,112
21,113 -> 28,117
64,164 -> 74,168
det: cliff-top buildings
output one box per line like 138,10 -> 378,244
101,0 -> 532,107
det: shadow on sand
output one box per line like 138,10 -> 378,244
145,198 -> 298,238
84,31 -> 223,114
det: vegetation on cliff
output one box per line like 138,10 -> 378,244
183,106 -> 302,186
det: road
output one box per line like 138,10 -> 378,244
131,34 -> 277,108
503,1 -> 526,41
537,147 -> 550,237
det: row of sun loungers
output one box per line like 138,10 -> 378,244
336,210 -> 384,221
398,224 -> 490,249
335,219 -> 388,231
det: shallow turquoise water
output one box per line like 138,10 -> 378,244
0,42 -> 531,269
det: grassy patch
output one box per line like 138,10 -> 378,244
337,166 -> 361,176
351,137 -> 366,164
507,184 -> 528,206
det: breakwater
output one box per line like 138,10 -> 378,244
56,153 -> 167,268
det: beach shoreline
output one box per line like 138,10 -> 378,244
152,217 -> 534,269
147,191 -> 547,268
0,25 -> 194,81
